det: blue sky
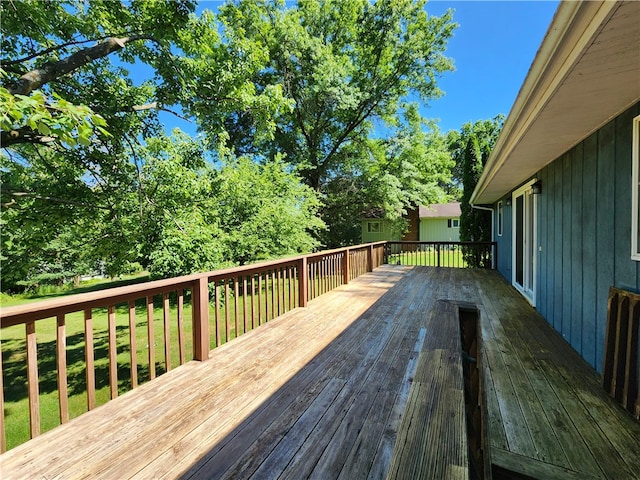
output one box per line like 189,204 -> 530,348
424,0 -> 559,132
161,1 -> 560,136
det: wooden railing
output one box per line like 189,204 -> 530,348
384,241 -> 497,269
604,287 -> 640,420
0,242 -> 386,452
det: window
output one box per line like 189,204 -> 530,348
497,201 -> 503,236
367,221 -> 382,233
632,114 -> 640,260
447,219 -> 459,228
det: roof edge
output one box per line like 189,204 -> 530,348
470,1 -> 621,205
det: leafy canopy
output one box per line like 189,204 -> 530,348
216,0 -> 457,245
1,0 -> 459,290
448,116 -> 504,244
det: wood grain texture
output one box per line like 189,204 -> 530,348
25,321 -> 40,438
56,315 -> 69,424
2,267 -> 639,480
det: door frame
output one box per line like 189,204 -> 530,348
511,179 -> 537,306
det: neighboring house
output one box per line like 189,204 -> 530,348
470,1 -> 640,372
419,202 -> 461,242
361,218 -> 401,243
361,203 -> 461,243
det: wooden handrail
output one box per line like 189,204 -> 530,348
0,242 -> 387,451
0,240 -> 492,452
0,243 -> 386,328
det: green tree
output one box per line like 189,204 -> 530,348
0,0 -> 291,287
216,156 -> 325,264
135,133 -> 324,278
0,0 -> 458,288
216,0 -> 457,246
319,105 -> 453,245
449,116 -> 504,246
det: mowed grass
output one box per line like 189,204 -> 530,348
387,248 -> 468,267
1,273 -> 314,450
2,297 -> 198,450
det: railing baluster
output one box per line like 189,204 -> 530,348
163,293 -> 171,372
299,257 -> 308,307
215,281 -> 221,346
323,258 -> 327,293
147,297 -> 156,380
56,314 -> 69,424
258,275 -> 263,325
251,275 -> 257,329
84,309 -> 96,410
177,290 -> 185,366
108,305 -> 118,399
26,321 -> 40,438
270,270 -> 276,320
277,268 -> 282,316
283,267 -> 289,312
234,277 -> 240,338
128,301 -> 138,388
224,279 -> 231,342
243,276 -> 248,334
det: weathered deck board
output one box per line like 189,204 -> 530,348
1,266 -> 639,480
470,269 -> 640,480
386,300 -> 468,480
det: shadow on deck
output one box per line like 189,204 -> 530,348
1,266 -> 639,479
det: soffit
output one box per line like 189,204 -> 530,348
472,1 -> 640,205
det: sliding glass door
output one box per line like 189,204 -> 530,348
512,183 -> 536,305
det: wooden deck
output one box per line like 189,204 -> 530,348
1,266 -> 639,479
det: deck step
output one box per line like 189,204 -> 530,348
491,447 -> 601,480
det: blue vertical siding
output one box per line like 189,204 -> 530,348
495,101 -> 640,372
570,142 -> 584,355
495,199 -> 512,279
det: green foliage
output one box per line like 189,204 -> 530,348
216,0 -> 457,245
449,116 -> 504,256
1,0 -> 458,288
134,133 -> 324,278
216,156 -> 325,264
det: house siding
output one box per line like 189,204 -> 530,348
403,208 -> 420,241
495,200 -> 512,279
361,219 -> 399,243
419,218 -> 461,242
495,101 -> 640,372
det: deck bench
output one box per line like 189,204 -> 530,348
386,299 -> 490,480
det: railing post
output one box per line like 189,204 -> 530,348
192,276 -> 210,361
437,243 -> 441,268
343,248 -> 350,285
368,244 -> 374,272
299,256 -> 308,307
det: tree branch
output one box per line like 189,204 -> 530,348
1,35 -> 113,66
1,190 -> 112,210
1,126 -> 56,146
9,34 -> 160,96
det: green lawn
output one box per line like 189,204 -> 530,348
1,273 -> 307,450
387,248 -> 469,268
